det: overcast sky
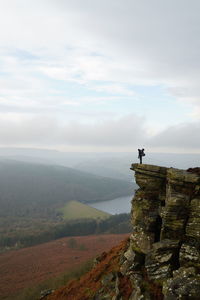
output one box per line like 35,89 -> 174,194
0,0 -> 200,152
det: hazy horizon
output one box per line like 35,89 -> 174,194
0,147 -> 199,182
1,145 -> 200,155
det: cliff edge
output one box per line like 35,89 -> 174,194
47,164 -> 200,300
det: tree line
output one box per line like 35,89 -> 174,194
0,213 -> 131,250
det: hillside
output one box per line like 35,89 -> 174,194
0,234 -> 129,300
46,164 -> 200,299
60,200 -> 110,221
0,159 -> 133,219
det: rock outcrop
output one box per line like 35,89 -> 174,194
129,164 -> 200,299
47,164 -> 200,300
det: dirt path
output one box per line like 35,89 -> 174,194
0,234 -> 129,299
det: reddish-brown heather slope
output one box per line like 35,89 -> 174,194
47,238 -> 131,300
46,235 -> 163,300
0,234 -> 129,299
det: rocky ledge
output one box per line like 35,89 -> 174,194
128,163 -> 200,299
47,164 -> 200,300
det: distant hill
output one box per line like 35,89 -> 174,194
0,159 -> 133,219
0,147 -> 199,181
73,157 -> 133,181
0,148 -> 133,180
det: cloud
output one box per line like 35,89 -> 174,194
0,110 -> 199,152
60,114 -> 146,146
0,1 -> 200,151
87,84 -> 136,96
149,122 -> 200,150
1,0 -> 200,93
0,114 -> 146,148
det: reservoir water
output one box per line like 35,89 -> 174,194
88,195 -> 132,215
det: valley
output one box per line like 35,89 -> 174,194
0,159 -> 133,251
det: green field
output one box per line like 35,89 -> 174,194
60,200 -> 110,221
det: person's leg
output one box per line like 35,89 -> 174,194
140,156 -> 142,164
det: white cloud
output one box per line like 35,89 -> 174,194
149,122 -> 200,150
87,84 -> 136,96
0,113 -> 146,147
0,110 -> 199,152
0,1 -> 200,150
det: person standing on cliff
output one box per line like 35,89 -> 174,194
138,148 -> 145,164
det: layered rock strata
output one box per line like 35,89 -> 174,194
127,163 -> 200,299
